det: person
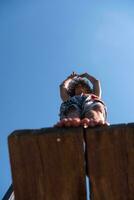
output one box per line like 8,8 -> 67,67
55,72 -> 108,127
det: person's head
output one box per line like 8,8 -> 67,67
68,77 -> 92,96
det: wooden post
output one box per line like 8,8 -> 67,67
8,127 -> 87,200
85,124 -> 134,200
8,124 -> 134,200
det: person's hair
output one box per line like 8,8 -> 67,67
67,77 -> 92,97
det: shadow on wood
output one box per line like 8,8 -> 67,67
8,124 -> 134,200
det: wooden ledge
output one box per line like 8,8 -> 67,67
8,123 -> 134,200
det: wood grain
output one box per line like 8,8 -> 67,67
126,124 -> 134,200
8,127 -> 86,200
85,125 -> 134,200
8,124 -> 134,200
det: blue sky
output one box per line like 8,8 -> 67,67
1,0 -> 134,198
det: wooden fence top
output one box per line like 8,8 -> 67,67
8,123 -> 134,200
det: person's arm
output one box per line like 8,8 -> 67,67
79,73 -> 102,98
60,72 -> 78,101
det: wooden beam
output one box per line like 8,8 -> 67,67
8,127 -> 87,200
8,124 -> 134,200
126,124 -> 134,200
85,124 -> 134,200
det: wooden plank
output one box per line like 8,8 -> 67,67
85,125 -> 132,200
8,127 -> 86,200
126,124 -> 134,200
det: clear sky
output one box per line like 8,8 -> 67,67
1,0 -> 134,198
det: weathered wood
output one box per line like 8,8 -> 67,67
85,124 -> 134,200
8,127 -> 86,200
8,124 -> 134,200
126,124 -> 134,200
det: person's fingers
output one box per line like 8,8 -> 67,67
72,71 -> 77,76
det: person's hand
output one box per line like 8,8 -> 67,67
79,72 -> 92,80
79,72 -> 89,78
67,71 -> 78,79
79,73 -> 97,82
